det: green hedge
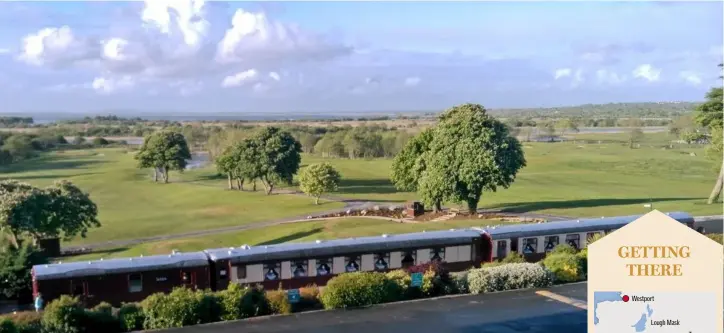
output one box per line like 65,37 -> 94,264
468,263 -> 553,294
542,252 -> 585,283
141,287 -> 222,330
320,272 -> 402,309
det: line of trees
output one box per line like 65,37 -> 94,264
214,127 -> 302,195
391,103 -> 526,214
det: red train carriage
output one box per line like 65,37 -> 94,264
204,229 -> 493,291
483,211 -> 696,262
32,251 -> 211,307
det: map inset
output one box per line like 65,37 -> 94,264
593,291 -> 718,332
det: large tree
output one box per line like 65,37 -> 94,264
0,241 -> 48,300
0,180 -> 100,248
252,127 -> 303,195
419,103 -> 526,214
299,162 -> 341,204
390,128 -> 443,211
695,63 -> 724,204
135,131 -> 192,183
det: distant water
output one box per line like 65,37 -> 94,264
186,152 -> 210,170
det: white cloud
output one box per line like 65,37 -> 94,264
554,68 -> 572,79
595,69 -> 626,85
14,0 -> 350,93
0,48 -> 10,55
222,69 -> 259,87
215,9 -> 350,66
404,76 -> 421,86
92,76 -> 134,94
252,82 -> 269,93
632,64 -> 661,82
679,71 -> 701,85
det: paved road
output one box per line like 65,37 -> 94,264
694,215 -> 723,234
155,283 -> 589,333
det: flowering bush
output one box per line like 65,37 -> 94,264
468,263 -> 553,294
266,290 -> 292,315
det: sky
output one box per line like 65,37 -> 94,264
0,0 -> 722,114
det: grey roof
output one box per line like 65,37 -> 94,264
482,211 -> 694,239
33,252 -> 209,280
205,229 -> 483,264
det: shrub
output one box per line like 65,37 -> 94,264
118,303 -> 144,332
542,252 -> 584,283
451,271 -> 469,294
0,319 -> 17,333
266,290 -> 292,315
81,308 -> 122,333
297,285 -> 322,311
91,137 -> 109,146
91,302 -> 113,315
385,270 -> 412,299
196,290 -> 223,324
576,249 -> 588,279
404,261 -> 456,297
707,233 -> 723,244
0,312 -> 42,333
41,295 -> 86,333
141,287 -> 214,330
468,263 -> 553,294
483,252 -> 527,268
321,272 -> 401,309
218,283 -> 269,321
549,244 -> 578,255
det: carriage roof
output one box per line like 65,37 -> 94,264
483,211 -> 693,239
205,229 -> 484,264
32,252 -> 209,280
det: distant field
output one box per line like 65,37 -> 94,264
65,217 -> 502,261
1,130 -> 721,248
0,149 -> 345,247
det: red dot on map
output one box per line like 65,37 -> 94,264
622,295 -> 630,302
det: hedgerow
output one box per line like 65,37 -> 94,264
542,252 -> 585,283
467,263 -> 553,294
320,272 -> 402,309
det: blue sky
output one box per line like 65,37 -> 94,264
0,1 -> 721,114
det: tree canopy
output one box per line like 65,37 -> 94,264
135,130 -> 192,183
0,179 -> 100,248
253,127 -> 303,195
418,103 -> 526,214
0,241 -> 48,300
298,162 -> 342,204
694,63 -> 724,204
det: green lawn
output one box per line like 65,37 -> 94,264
2,131 -> 722,248
66,217 -> 502,262
0,149 -> 344,246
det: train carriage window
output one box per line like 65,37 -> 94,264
316,258 -> 332,276
430,248 -> 445,262
345,256 -> 361,272
565,234 -> 580,249
523,238 -> 538,254
586,232 -> 603,242
128,273 -> 142,293
263,263 -> 281,281
292,260 -> 308,278
496,240 -> 507,258
374,253 -> 390,271
401,251 -> 416,268
219,269 -> 228,280
544,236 -> 559,252
236,265 -> 247,280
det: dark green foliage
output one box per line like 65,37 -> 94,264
320,272 -> 402,309
41,295 -> 86,333
0,242 -> 48,300
217,284 -> 269,321
141,288 -> 220,330
0,312 -> 42,333
118,303 -> 144,332
0,179 -> 100,248
80,308 -> 122,333
549,243 -> 578,256
90,137 -> 109,146
0,319 -> 17,333
542,252 -> 585,283
252,127 -> 303,195
134,130 -> 191,183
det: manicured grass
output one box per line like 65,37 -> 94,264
0,149 -> 345,246
65,217 -> 502,261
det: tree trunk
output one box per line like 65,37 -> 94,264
466,193 -> 481,215
162,167 -> 169,183
315,195 -> 320,205
153,168 -> 159,182
252,180 -> 257,191
6,229 -> 19,249
707,164 -> 724,204
236,178 -> 243,190
261,177 -> 274,195
227,174 -> 233,190
433,201 -> 442,213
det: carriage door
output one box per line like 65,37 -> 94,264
497,240 -> 508,259
181,271 -> 197,290
70,280 -> 88,304
510,237 -> 519,253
